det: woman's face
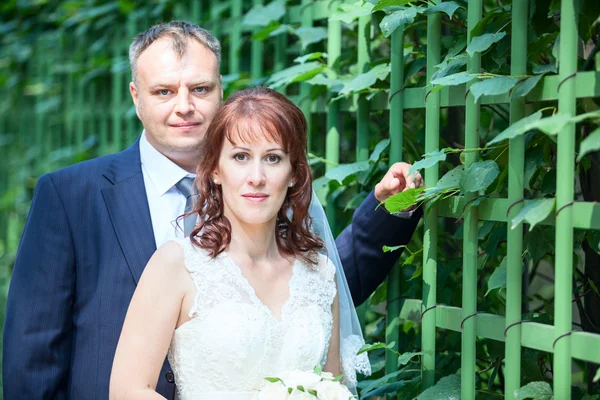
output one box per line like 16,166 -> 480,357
214,126 -> 294,228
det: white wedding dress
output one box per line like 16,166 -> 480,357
167,238 -> 337,400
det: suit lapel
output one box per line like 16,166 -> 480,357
102,140 -> 157,284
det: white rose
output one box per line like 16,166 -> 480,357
255,381 -> 289,400
314,381 -> 354,400
288,388 -> 316,400
281,371 -> 322,390
320,372 -> 335,381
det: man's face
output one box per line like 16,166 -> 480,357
130,38 -> 222,170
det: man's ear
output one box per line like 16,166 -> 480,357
129,82 -> 141,120
219,75 -> 224,102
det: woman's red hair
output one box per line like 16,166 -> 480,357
188,87 -> 323,264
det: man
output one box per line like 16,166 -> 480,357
3,21 -> 422,399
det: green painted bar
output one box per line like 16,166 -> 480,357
356,14 -> 370,162
192,0 -> 202,23
98,83 -> 109,155
300,0 -> 313,152
112,26 -> 124,152
325,7 -> 341,233
505,0 -> 527,397
385,26 -> 406,386
421,0 -> 441,390
250,0 -> 264,81
554,0 -> 577,397
229,0 -> 242,75
438,197 -> 600,230
210,2 -> 222,43
462,1 -> 482,398
126,16 -> 138,144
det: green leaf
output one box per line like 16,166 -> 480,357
294,27 -> 328,50
431,53 -> 468,81
397,351 -> 421,366
511,198 -> 555,231
325,160 -> 370,184
329,1 -> 374,25
370,281 -> 387,305
424,2 -> 462,19
305,74 -> 343,89
594,368 -> 600,383
470,76 -> 520,103
459,160 -> 500,193
577,127 -> 600,162
357,341 -> 396,355
379,7 -> 424,37
533,63 -> 557,74
588,230 -> 600,253
264,377 -> 284,383
266,62 -> 325,89
242,0 -> 286,27
417,374 -> 461,400
252,21 -> 283,41
407,149 -> 447,177
487,111 -> 543,145
512,74 -> 543,98
383,245 -> 406,253
294,52 -> 326,64
369,139 -> 390,163
588,279 -> 600,297
373,0 -> 413,12
429,165 -> 464,193
486,256 -> 507,296
514,381 -> 554,400
313,365 -> 322,375
466,32 -> 507,56
409,265 -> 423,281
431,71 -> 475,87
338,63 -> 390,96
381,187 -> 424,213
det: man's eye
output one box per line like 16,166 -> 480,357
157,89 -> 170,96
234,153 -> 249,161
193,87 -> 207,93
266,155 -> 281,163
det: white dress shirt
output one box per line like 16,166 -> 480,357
139,132 -> 195,248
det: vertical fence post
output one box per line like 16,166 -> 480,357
230,0 -> 242,76
356,15 -> 370,162
126,15 -> 138,144
300,0 -> 313,152
422,0 -> 441,390
326,6 -> 341,233
554,0 -> 577,398
505,0 -> 528,397
462,1 -> 482,399
112,25 -> 124,152
251,0 -> 264,82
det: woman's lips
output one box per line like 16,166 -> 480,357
242,193 -> 269,203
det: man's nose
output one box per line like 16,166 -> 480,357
174,89 -> 194,115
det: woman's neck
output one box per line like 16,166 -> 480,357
227,218 -> 281,263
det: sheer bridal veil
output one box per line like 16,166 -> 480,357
308,190 -> 372,389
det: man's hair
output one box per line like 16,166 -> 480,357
129,20 -> 221,84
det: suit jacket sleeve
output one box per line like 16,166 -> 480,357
336,191 -> 422,306
3,174 -> 75,399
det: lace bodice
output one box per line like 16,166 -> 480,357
167,238 -> 337,399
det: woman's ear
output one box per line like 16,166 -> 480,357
212,171 -> 220,185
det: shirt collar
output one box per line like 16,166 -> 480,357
139,131 -> 195,196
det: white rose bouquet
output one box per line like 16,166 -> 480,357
253,367 -> 354,400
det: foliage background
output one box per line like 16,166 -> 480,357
1,0 -> 600,399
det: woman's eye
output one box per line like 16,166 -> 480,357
266,155 -> 281,163
234,153 -> 249,162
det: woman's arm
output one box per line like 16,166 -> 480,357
324,288 -> 341,376
110,241 -> 188,400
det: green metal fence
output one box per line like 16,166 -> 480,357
2,1 -> 600,399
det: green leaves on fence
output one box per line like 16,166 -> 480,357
266,62 -> 325,89
486,257 -> 507,296
470,76 -> 520,103
466,32 -> 507,56
407,149 -> 446,177
416,374 -> 461,400
294,27 -> 328,50
242,0 -> 286,27
372,0 -> 413,12
514,381 -> 554,400
329,1 -> 373,25
325,160 -> 370,184
337,63 -> 390,97
460,160 -> 499,193
577,127 -> 600,162
357,341 -> 396,355
380,7 -> 424,37
397,351 -> 422,366
430,71 -> 475,87
487,111 -> 543,145
511,198 -> 555,231
423,2 -> 462,19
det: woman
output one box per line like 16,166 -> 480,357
110,87 -> 369,399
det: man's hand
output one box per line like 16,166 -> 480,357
374,162 -> 424,203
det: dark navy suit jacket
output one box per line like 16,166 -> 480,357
3,140 -> 420,399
